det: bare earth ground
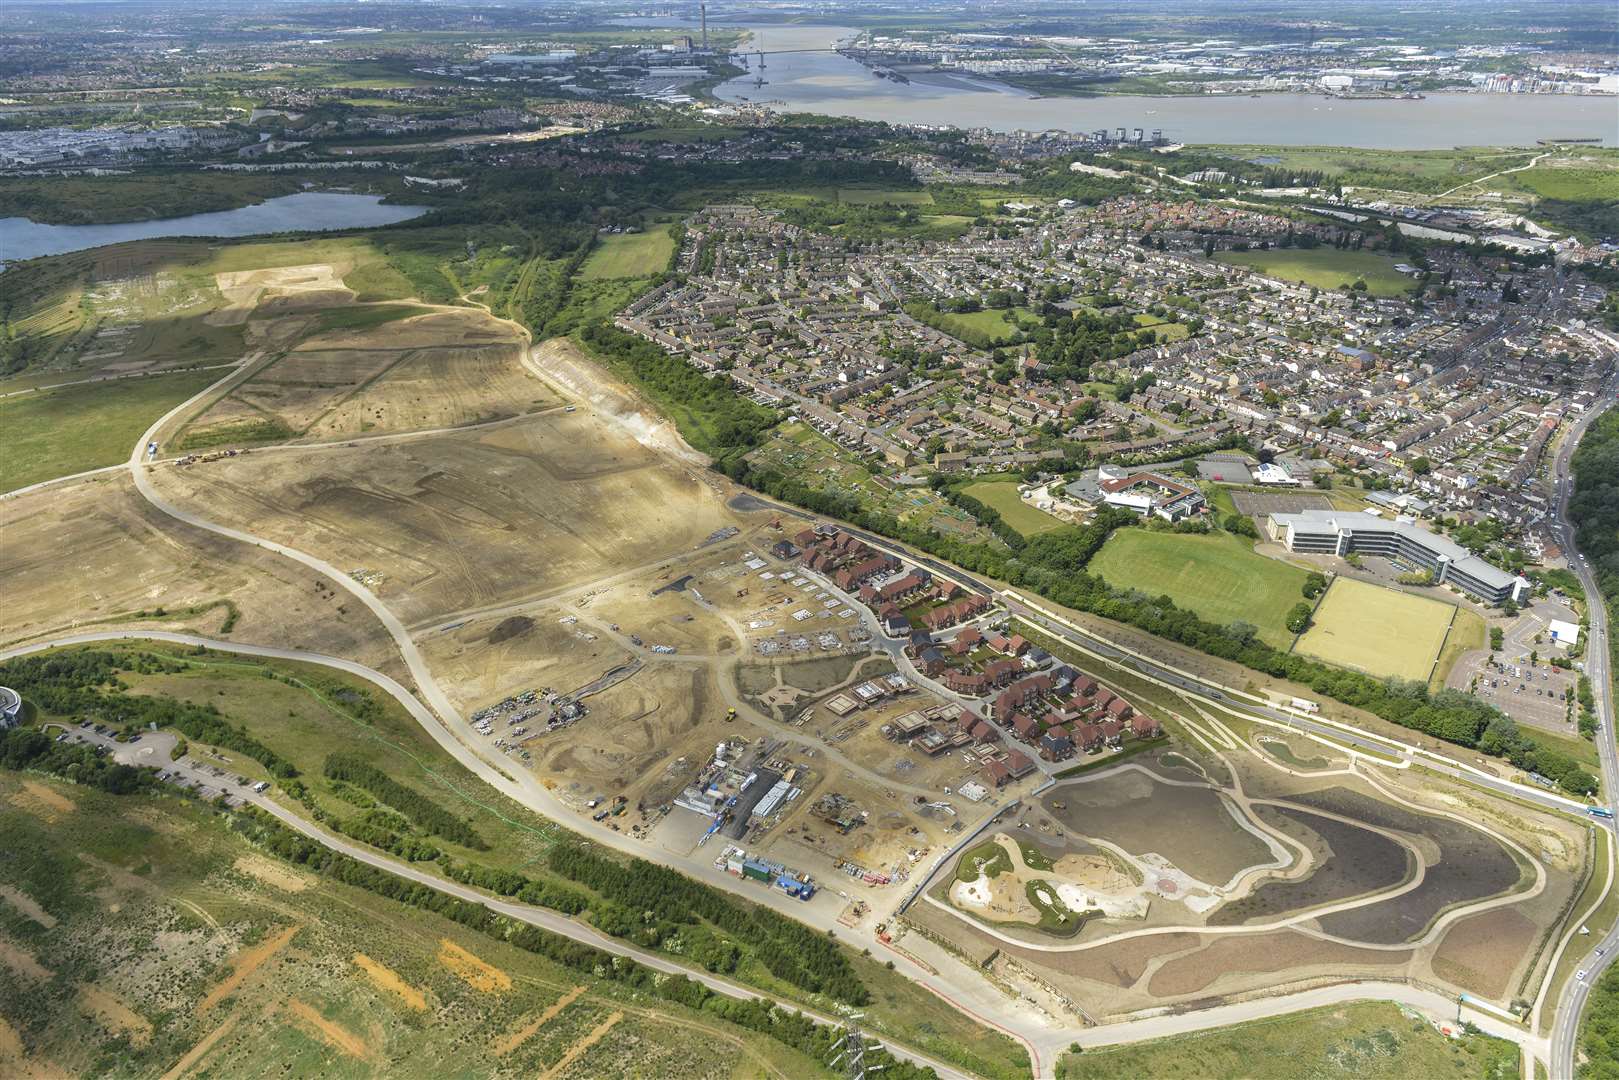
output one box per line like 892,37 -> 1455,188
147,410 -> 737,628
0,472 -> 401,676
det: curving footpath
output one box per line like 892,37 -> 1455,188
0,630 -> 969,1079
8,334 -> 1585,1077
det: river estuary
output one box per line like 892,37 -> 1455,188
716,25 -> 1617,149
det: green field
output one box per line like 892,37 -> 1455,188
908,303 -> 1034,345
0,368 -> 219,491
1088,529 -> 1311,647
579,228 -> 675,280
1056,1002 -> 1519,1080
1296,577 -> 1457,681
837,187 -> 935,205
311,302 -> 428,334
962,479 -> 1066,537
0,772 -> 828,1079
2,642 -> 1028,1080
1202,144 -> 1537,192
1213,249 -> 1417,296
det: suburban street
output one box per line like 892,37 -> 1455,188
18,653 -> 976,1080
2,327 -> 1600,1079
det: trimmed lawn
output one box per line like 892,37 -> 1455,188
1057,1001 -> 1519,1080
1431,606 -> 1487,690
1296,577 -> 1456,682
0,368 -> 220,491
962,479 -> 1065,537
1212,249 -> 1417,296
920,305 -> 1035,344
1088,529 -> 1310,647
580,228 -> 675,280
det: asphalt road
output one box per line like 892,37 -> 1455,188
1548,382 -> 1619,1078
6,637 -> 972,1080
19,324 -> 1605,1077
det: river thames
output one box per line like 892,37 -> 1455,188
716,25 -> 1617,149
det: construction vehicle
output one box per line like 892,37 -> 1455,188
726,707 -> 737,723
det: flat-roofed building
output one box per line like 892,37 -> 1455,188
1267,509 -> 1527,605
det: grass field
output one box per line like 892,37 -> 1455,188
1203,144 -> 1537,192
961,479 -> 1065,537
7,642 -> 1028,1079
1296,577 -> 1457,681
1432,605 -> 1488,689
908,303 -> 1033,345
579,228 -> 675,280
1213,249 -> 1417,296
0,368 -> 220,491
837,187 -> 935,205
0,773 -> 823,1079
1056,1001 -> 1519,1079
1088,529 -> 1312,647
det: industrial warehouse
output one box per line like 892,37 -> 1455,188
1267,509 -> 1530,605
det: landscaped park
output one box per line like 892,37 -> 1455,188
908,715 -> 1583,1031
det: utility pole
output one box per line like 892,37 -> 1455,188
828,1014 -> 885,1080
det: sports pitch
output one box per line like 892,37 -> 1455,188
1087,529 -> 1310,647
961,479 -> 1065,537
1294,577 -> 1456,681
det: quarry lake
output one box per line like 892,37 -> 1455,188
717,25 -> 1618,149
0,192 -> 428,262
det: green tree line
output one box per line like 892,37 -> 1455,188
323,752 -> 486,850
0,650 -> 298,778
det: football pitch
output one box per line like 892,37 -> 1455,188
1088,529 -> 1310,647
1295,577 -> 1456,681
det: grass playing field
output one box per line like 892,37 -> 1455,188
579,228 -> 675,280
1212,249 -> 1417,296
961,479 -> 1065,537
0,368 -> 221,491
910,304 -> 1034,345
1087,529 -> 1310,647
1295,577 -> 1457,682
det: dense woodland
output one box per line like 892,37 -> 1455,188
1570,410 -> 1619,695
1583,963 -> 1619,1080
